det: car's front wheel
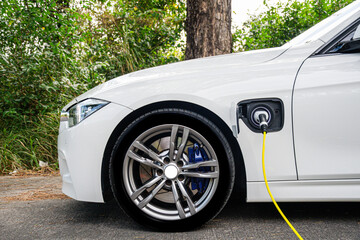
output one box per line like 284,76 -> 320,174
110,109 -> 235,231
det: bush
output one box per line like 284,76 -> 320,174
0,0 -> 185,173
0,112 -> 60,172
233,0 -> 355,52
0,0 -> 185,122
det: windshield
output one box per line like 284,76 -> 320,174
285,0 -> 360,46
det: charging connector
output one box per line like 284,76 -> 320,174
252,107 -> 270,132
258,114 -> 268,133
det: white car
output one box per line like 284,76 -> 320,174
58,0 -> 360,231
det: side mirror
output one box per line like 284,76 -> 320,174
337,39 -> 360,53
336,24 -> 360,53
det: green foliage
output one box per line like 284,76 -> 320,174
0,0 -> 185,121
85,0 -> 186,79
233,0 -> 355,52
0,0 -> 186,173
0,112 -> 59,172
0,0 -> 81,120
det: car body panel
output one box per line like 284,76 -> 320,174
248,179 -> 360,202
58,103 -> 132,202
73,46 -> 287,110
293,53 -> 360,180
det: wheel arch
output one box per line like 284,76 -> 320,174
101,100 -> 246,202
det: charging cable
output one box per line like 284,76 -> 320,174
259,114 -> 304,240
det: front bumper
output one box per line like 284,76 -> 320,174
58,102 -> 132,202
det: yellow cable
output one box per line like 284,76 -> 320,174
262,132 -> 304,240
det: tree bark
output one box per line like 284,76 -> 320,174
185,0 -> 232,60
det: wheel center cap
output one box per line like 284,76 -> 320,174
164,164 -> 178,179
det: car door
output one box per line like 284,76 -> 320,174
293,20 -> 360,180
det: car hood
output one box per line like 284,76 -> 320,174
65,46 -> 287,110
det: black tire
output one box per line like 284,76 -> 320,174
109,108 -> 235,231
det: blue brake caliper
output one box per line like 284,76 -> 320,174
187,143 -> 210,193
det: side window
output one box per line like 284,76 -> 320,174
326,22 -> 360,54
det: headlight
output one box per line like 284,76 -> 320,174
60,98 -> 109,127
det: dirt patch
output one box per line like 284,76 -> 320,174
2,191 -> 69,201
5,167 -> 60,177
1,185 -> 70,202
0,175 -> 69,202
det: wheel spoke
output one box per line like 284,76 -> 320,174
177,181 -> 196,215
131,176 -> 162,200
182,171 -> 219,179
133,141 -> 164,165
181,160 -> 218,170
127,150 -> 162,170
169,125 -> 179,161
138,179 -> 166,209
171,181 -> 186,219
175,127 -> 189,162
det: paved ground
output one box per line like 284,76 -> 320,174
1,176 -> 359,240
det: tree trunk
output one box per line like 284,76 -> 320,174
185,0 -> 232,60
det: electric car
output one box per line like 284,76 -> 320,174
58,1 -> 360,230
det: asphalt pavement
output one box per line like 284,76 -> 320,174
1,176 -> 359,239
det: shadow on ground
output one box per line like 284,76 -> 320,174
67,198 -> 360,225
2,197 -> 360,239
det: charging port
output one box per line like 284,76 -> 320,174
237,98 -> 284,133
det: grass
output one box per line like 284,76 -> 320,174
0,112 -> 59,173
